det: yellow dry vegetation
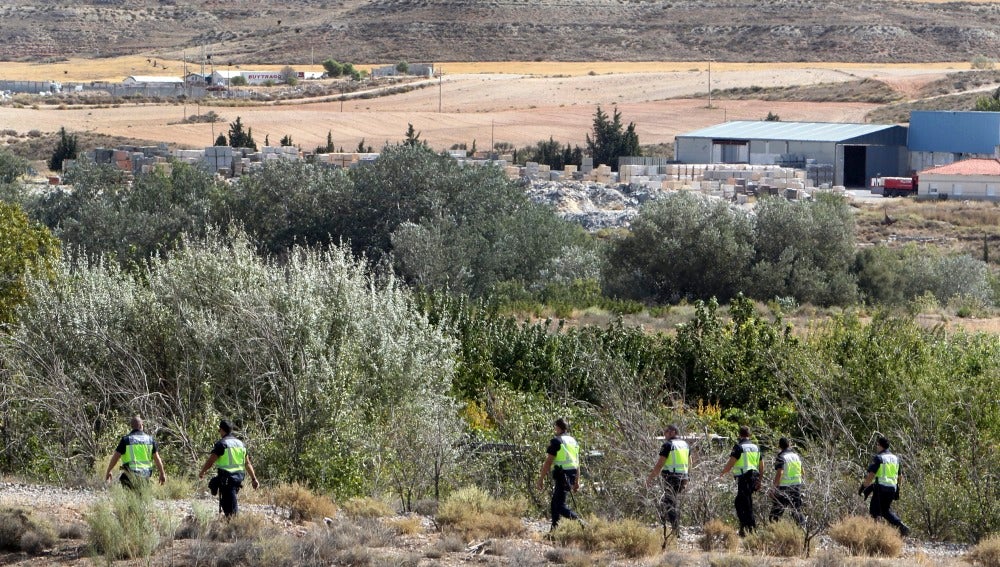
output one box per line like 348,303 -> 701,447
0,57 -> 973,82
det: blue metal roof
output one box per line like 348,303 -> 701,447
679,121 -> 899,142
909,111 -> 1000,154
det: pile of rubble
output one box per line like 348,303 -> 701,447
526,179 -> 660,231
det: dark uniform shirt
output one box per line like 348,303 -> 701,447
773,449 -> 789,472
729,440 -> 747,460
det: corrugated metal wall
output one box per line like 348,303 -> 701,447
909,111 -> 1000,154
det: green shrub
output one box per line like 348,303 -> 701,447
828,516 -> 902,557
0,508 -> 56,554
742,519 -> 806,557
968,534 -> 1000,567
86,486 -> 176,560
699,519 -> 739,552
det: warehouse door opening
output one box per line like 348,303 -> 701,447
712,139 -> 749,163
843,145 -> 867,187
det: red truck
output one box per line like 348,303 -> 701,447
870,175 -> 918,197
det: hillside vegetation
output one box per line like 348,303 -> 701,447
1,138 -> 999,564
4,0 -> 1000,64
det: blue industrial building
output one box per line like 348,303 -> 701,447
674,121 -> 909,188
908,111 -> 1000,172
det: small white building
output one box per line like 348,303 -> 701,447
185,73 -> 209,85
210,70 -> 289,86
123,75 -> 183,85
918,158 -> 1000,201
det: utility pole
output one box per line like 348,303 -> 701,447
438,68 -> 442,113
708,59 -> 713,109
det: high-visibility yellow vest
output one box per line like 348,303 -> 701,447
779,451 -> 803,486
875,452 -> 899,487
217,437 -> 247,474
121,433 -> 154,473
554,435 -> 579,470
664,439 -> 690,475
733,441 -> 760,476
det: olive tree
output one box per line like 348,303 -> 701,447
603,192 -> 754,303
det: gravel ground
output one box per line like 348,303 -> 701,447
0,481 -> 974,566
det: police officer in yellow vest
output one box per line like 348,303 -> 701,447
768,437 -> 805,524
536,418 -> 582,529
199,419 -> 260,516
646,424 -> 690,533
860,436 -> 910,536
104,416 -> 166,489
719,425 -> 762,536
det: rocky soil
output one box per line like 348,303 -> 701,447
3,0 -> 1000,64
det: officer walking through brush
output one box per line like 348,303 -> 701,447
199,419 -> 260,516
859,436 -> 910,536
646,424 -> 690,534
536,417 -> 582,529
768,437 -> 805,524
719,425 -> 762,536
104,415 -> 166,489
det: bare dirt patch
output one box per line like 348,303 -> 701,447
0,62 -> 955,154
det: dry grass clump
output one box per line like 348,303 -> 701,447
272,482 -> 338,522
550,517 -> 659,558
86,486 -> 177,560
207,512 -> 273,542
340,496 -> 394,519
968,534 -> 1000,567
436,486 -> 528,539
708,555 -> 765,567
153,475 -> 196,500
545,546 -> 603,566
828,516 -> 902,557
425,533 -> 465,558
699,518 -> 740,552
742,519 -> 807,557
389,515 -> 423,535
0,507 -> 57,554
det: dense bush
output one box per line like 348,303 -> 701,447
1,233 -> 457,498
0,201 -> 60,326
32,160 -> 224,266
749,194 -> 857,306
603,191 -> 754,303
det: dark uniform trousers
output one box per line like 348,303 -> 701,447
769,484 -> 805,524
870,485 -> 904,529
659,473 -> 686,529
550,468 -> 580,527
212,472 -> 245,516
735,472 -> 759,535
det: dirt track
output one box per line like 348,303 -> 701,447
0,64 -> 957,152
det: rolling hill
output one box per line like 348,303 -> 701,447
2,0 -> 1000,64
